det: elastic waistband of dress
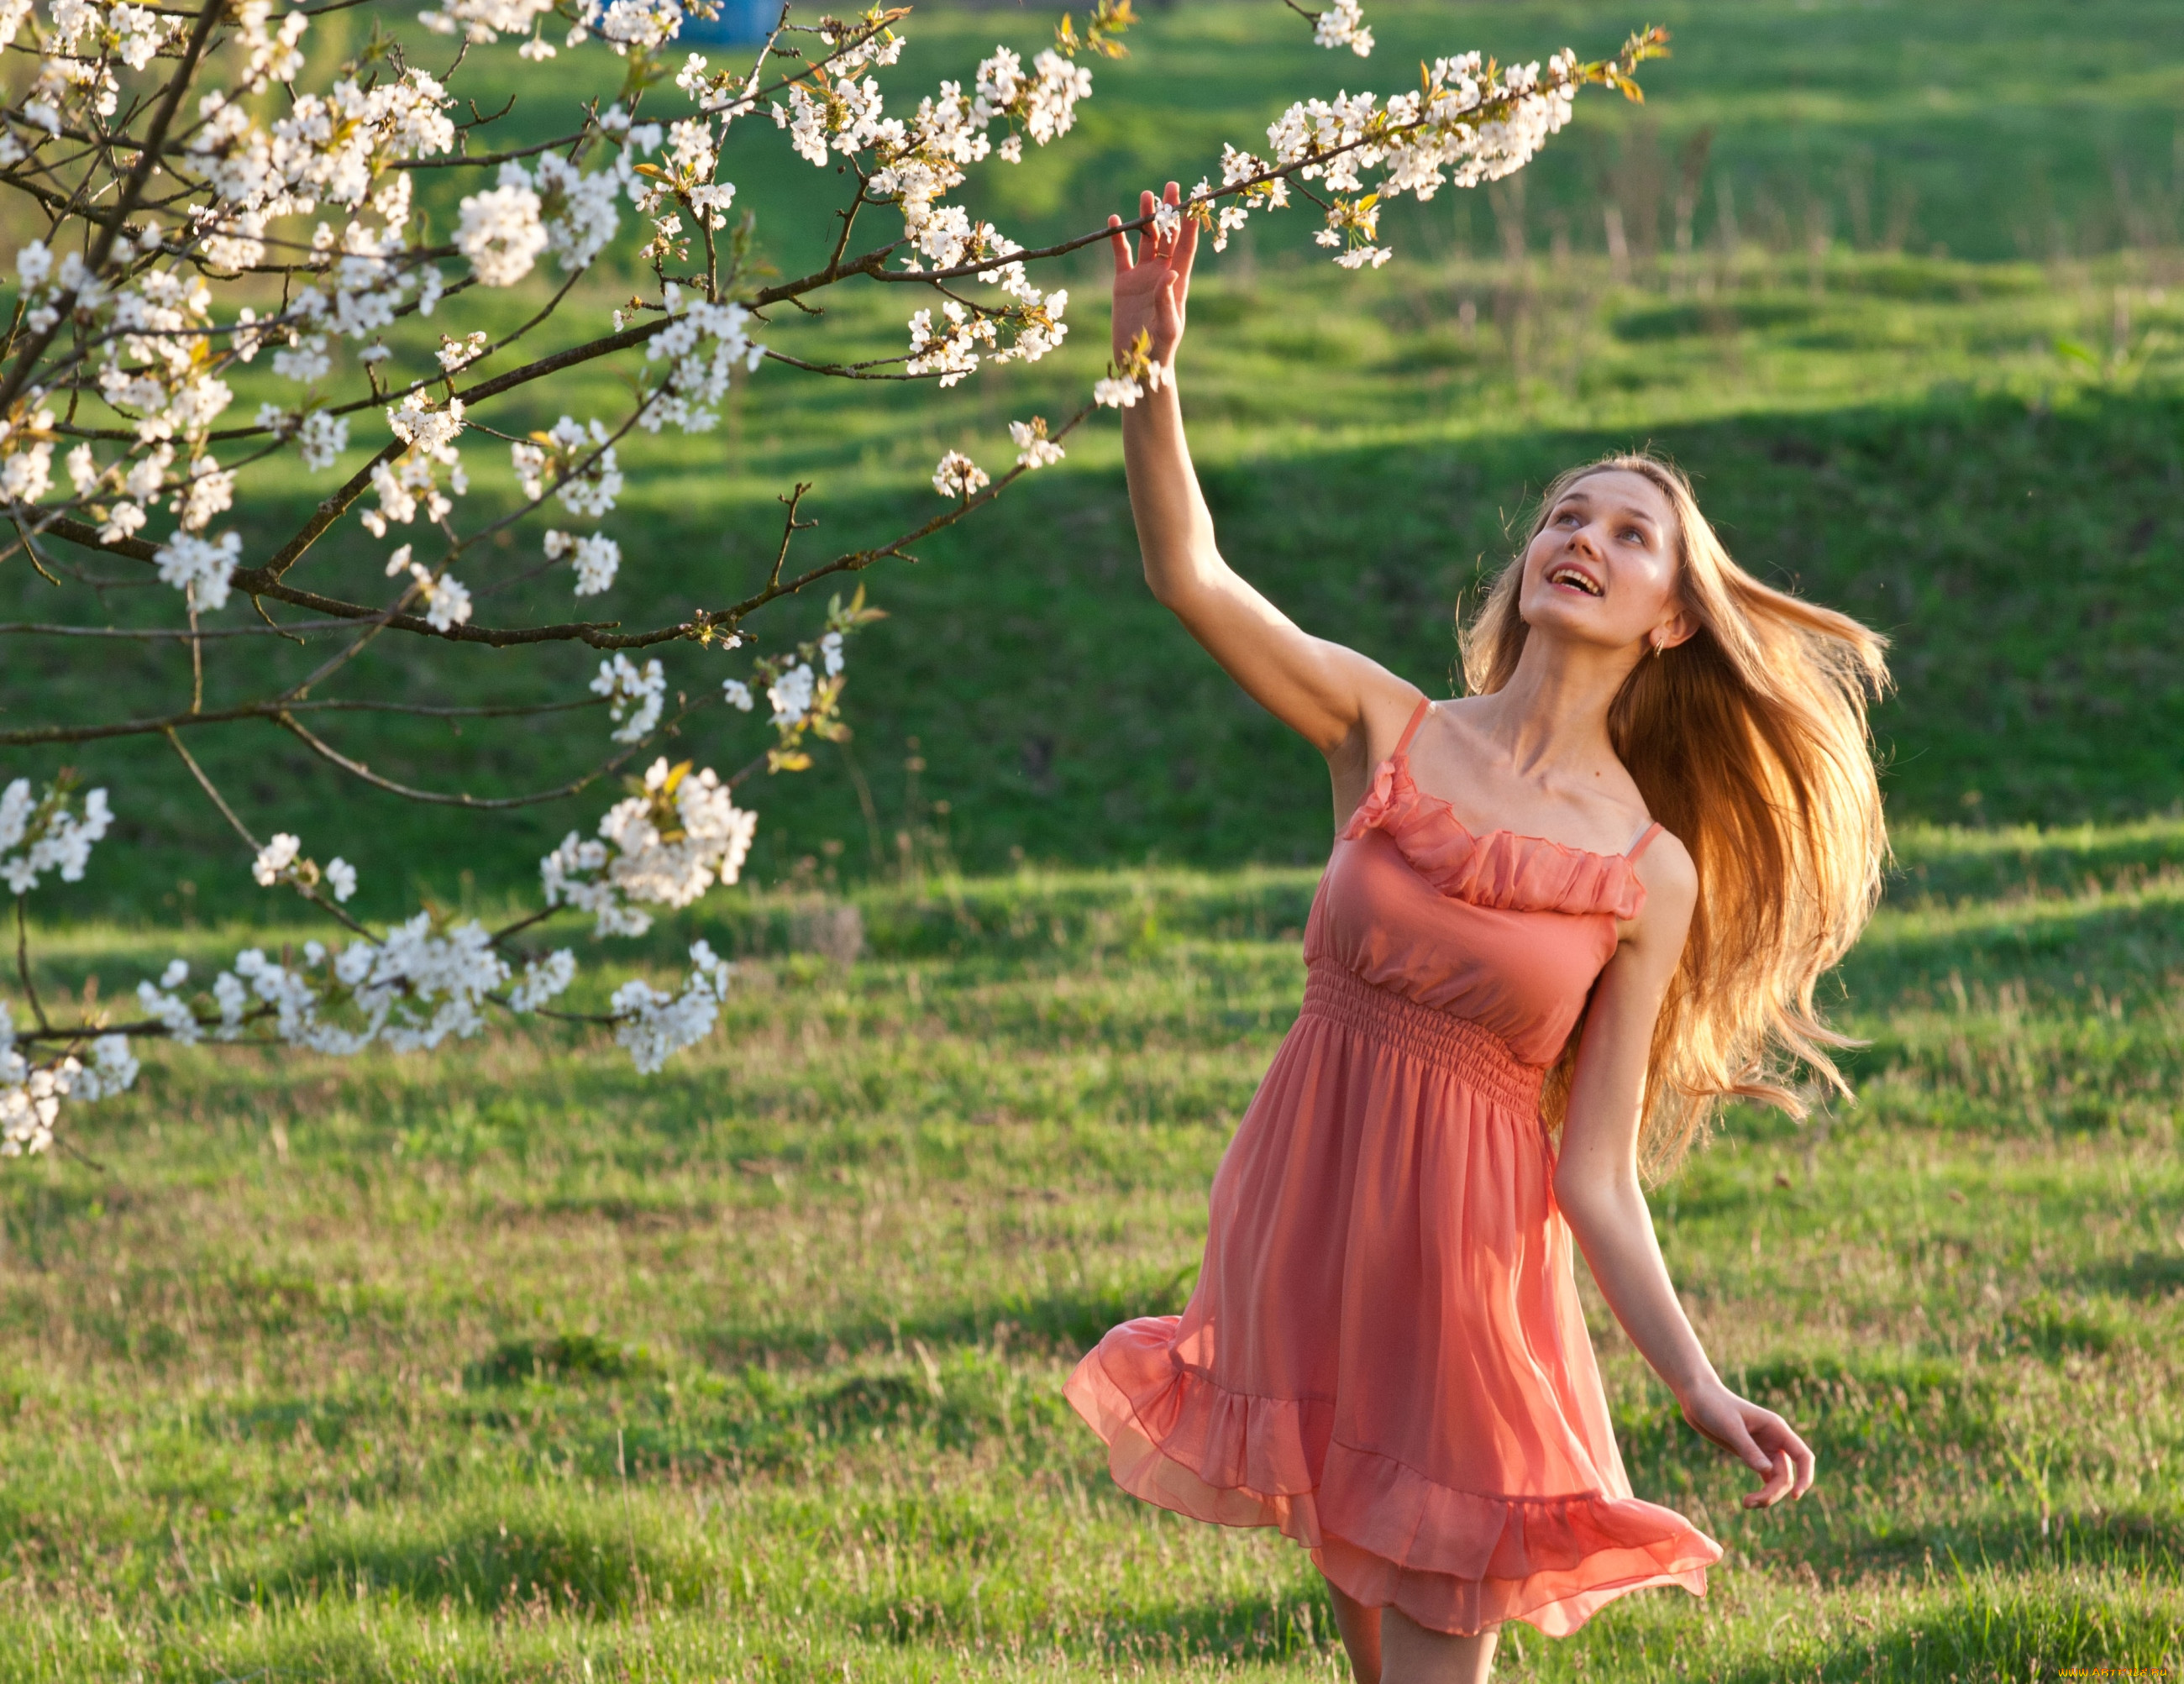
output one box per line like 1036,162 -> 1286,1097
1299,963 -> 1546,1114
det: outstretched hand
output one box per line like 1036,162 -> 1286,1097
1680,1380 -> 1817,1508
1109,180 -> 1199,369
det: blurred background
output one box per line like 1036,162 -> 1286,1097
8,0 -> 2184,911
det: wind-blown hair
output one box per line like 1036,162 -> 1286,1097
1461,452 -> 1890,1178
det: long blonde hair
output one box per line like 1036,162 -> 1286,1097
1461,452 -> 1890,1177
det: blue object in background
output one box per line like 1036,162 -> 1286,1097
677,0 -> 777,45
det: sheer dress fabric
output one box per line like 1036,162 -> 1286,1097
1064,697 -> 1722,1638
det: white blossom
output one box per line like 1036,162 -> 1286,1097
722,678 -> 753,711
407,563 -> 473,631
1010,417 -> 1064,468
325,857 -> 358,902
417,0 -> 555,45
455,174 -> 549,286
252,832 -> 302,886
69,1035 -> 139,1103
297,410 -> 348,470
767,663 -> 816,727
507,947 -> 576,1010
612,940 -> 732,1073
154,531 -> 244,611
931,449 -> 989,498
570,532 -> 621,595
591,653 -> 664,742
1313,0 -> 1373,57
541,760 -> 756,939
0,779 -> 112,894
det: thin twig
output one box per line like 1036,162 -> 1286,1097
271,710 -> 670,809
14,899 -> 50,1033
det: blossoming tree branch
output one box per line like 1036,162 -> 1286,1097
0,0 -> 1662,1156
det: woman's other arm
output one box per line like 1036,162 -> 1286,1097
1113,182 -> 1415,777
1553,836 -> 1818,1509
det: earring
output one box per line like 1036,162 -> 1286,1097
1651,633 -> 1667,658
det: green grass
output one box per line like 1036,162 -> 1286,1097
3,818 -> 2182,1680
6,3 -> 2184,1676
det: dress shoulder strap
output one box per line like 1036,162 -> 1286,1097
1624,820 -> 1664,862
1394,695 -> 1433,756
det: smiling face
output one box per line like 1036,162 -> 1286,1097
1517,468 -> 1693,655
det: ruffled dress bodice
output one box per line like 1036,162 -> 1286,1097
1066,696 -> 1719,1639
1307,750 -> 1646,1066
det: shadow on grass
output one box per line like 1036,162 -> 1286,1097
252,1512 -> 704,1619
1752,1507 -> 2184,1582
2075,1250 -> 2184,1300
1704,1566 -> 2180,1682
701,1266 -> 1198,1367
850,1581 -> 1333,1664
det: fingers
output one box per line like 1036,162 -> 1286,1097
1740,1413 -> 1818,1509
1773,1419 -> 1819,1500
1169,183 -> 1200,293
1745,1446 -> 1793,1509
1107,212 -> 1133,274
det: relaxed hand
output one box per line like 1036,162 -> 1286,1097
1679,1380 -> 1816,1508
1108,180 -> 1198,368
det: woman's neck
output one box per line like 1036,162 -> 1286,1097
1468,631 -> 1640,777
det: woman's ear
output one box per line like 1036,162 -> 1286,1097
1653,610 -> 1698,652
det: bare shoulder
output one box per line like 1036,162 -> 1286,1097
1317,644 -> 1427,765
1625,827 -> 1698,943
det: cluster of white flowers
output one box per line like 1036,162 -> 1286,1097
384,545 -> 475,632
591,653 -> 665,743
1221,47 -> 1589,270
612,940 -> 732,1073
546,528 -> 622,596
418,0 -> 556,47
0,778 -> 112,895
251,831 -> 302,886
540,758 -> 757,938
766,663 -> 816,727
569,0 -> 684,55
931,449 -> 990,499
438,330 -> 491,372
512,417 -> 624,517
0,1007 -> 139,1158
642,290 -> 764,433
249,829 -> 359,902
363,393 -> 470,539
770,32 -> 1093,391
907,302 -> 996,387
1313,0 -> 1373,58
457,171 -> 552,286
507,947 -> 578,1010
150,531 -> 244,613
1010,417 -> 1065,469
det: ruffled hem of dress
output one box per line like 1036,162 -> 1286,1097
1339,758 -> 1647,921
1064,1316 -> 1721,1638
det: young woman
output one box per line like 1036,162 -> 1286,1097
1064,184 -> 1889,1683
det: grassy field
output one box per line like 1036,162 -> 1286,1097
3,816 -> 2181,1681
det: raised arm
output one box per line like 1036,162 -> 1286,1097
1111,182 -> 1416,784
1554,834 -> 1818,1510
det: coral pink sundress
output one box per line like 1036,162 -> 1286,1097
1065,696 -> 1721,1637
